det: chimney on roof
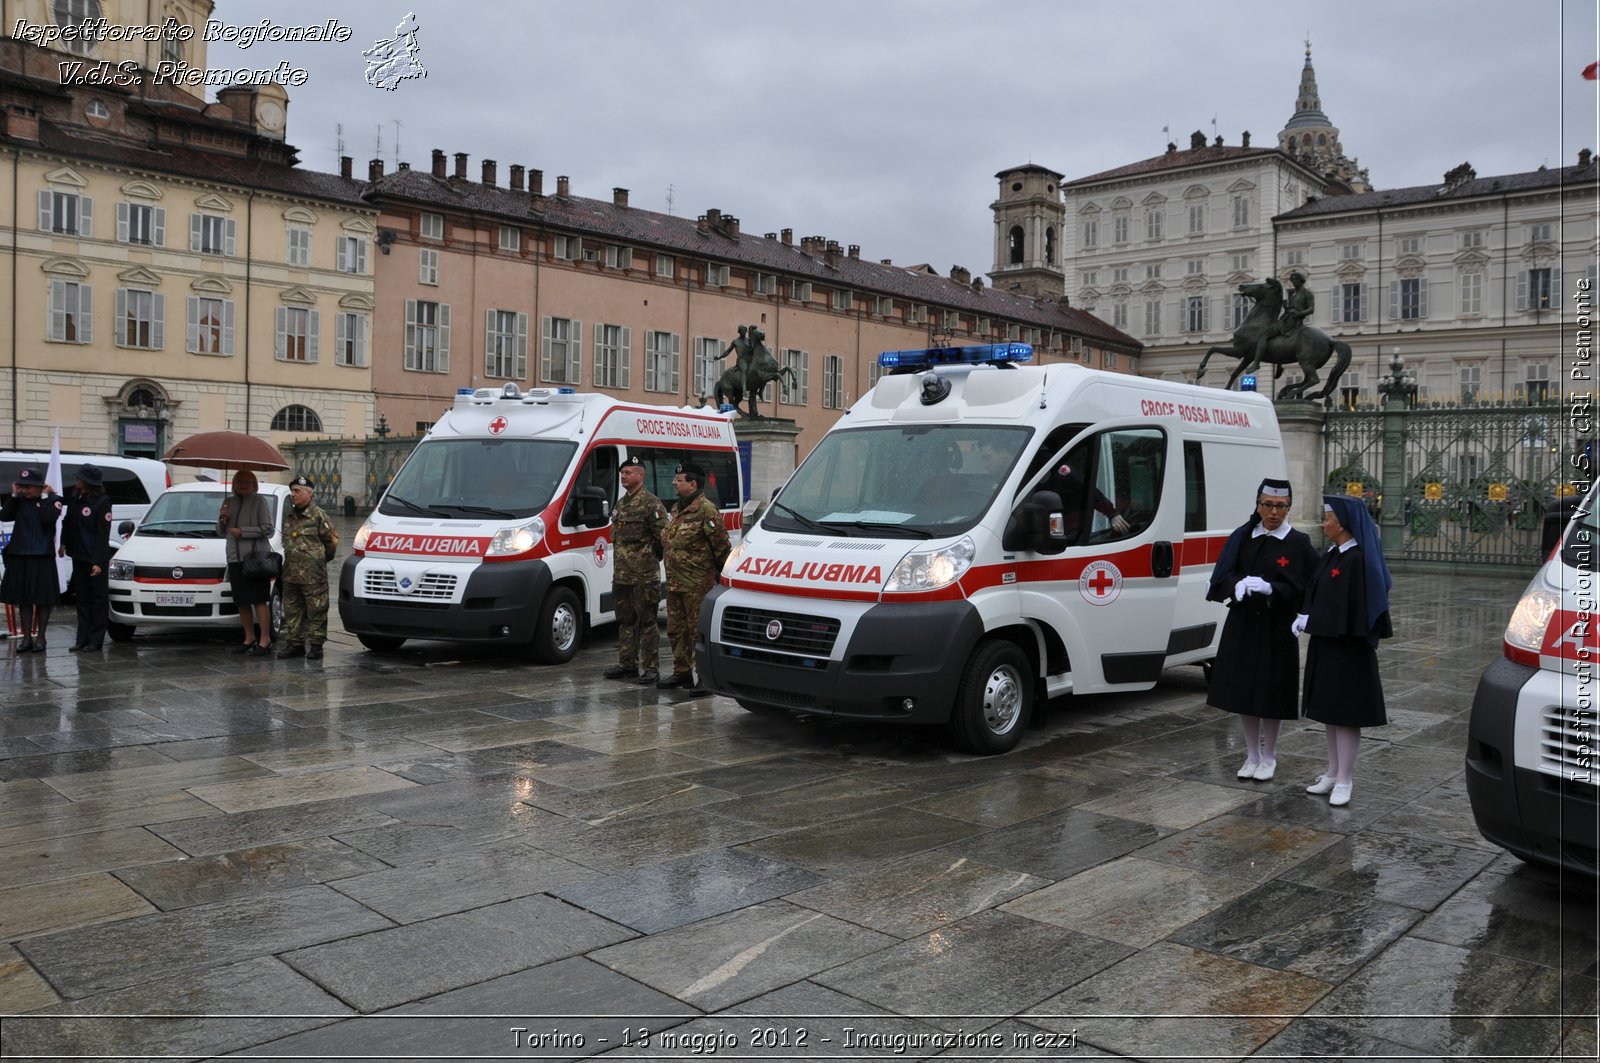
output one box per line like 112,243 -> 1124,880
1581,148 -> 1593,168
1213,135 -> 1223,147
1241,131 -> 1251,148
697,214 -> 709,234
724,215 -> 739,237
481,160 -> 496,186
613,187 -> 629,208
1166,141 -> 1177,154
1058,294 -> 1071,308
848,244 -> 859,259
431,149 -> 445,178
706,208 -> 722,229
339,156 -> 352,179
972,277 -> 984,292
1190,130 -> 1206,150
398,161 -> 409,171
453,153 -> 468,180
556,175 -> 570,198
781,228 -> 793,245
951,265 -> 971,285
529,169 -> 543,198
824,240 -> 840,267
509,164 -> 524,191
368,158 -> 384,181
764,232 -> 777,240
1442,162 -> 1476,192
880,258 -> 893,265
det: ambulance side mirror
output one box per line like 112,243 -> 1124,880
118,520 -> 136,538
567,486 -> 610,528
1004,490 -> 1069,555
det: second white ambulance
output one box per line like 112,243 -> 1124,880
339,384 -> 742,661
697,343 -> 1289,753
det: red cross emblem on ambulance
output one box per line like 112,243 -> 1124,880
488,416 -> 509,435
1078,560 -> 1123,606
593,538 -> 608,567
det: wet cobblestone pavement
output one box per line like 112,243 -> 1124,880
0,564 -> 1595,1061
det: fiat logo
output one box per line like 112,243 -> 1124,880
765,619 -> 783,641
171,567 -> 183,579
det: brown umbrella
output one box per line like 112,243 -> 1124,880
163,431 -> 290,473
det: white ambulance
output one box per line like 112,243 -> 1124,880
339,384 -> 743,662
697,343 -> 1288,754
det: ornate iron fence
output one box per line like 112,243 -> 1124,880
287,441 -> 343,511
363,436 -> 422,509
1325,398 -> 1572,567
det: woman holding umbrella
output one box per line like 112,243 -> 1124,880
218,469 -> 275,655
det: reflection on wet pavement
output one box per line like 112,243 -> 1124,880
0,570 -> 1594,1059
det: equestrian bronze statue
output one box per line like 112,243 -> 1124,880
1195,276 -> 1352,402
714,325 -> 798,418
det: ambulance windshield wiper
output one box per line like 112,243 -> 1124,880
442,504 -> 516,518
386,494 -> 452,517
770,501 -> 834,535
826,520 -> 934,539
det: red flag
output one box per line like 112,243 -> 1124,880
1585,61 -> 1599,80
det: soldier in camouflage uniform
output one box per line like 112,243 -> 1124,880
604,455 -> 668,684
658,462 -> 731,690
277,475 -> 339,660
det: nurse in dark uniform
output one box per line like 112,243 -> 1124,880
1294,494 -> 1392,806
1,467 -> 63,652
1205,478 -> 1319,781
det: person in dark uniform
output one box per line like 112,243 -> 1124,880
1205,479 -> 1320,781
2,467 -> 63,653
1294,494 -> 1393,806
604,455 -> 668,684
61,463 -> 114,652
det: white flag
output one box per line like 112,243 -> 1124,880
46,429 -> 69,593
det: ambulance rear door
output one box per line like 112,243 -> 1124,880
1014,420 -> 1183,693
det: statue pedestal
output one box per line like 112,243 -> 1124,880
1274,399 -> 1326,527
733,418 -> 800,511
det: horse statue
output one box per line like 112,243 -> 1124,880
712,327 -> 798,418
1195,277 -> 1353,402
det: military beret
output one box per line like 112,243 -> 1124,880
677,462 -> 706,481
289,475 -> 313,488
620,455 -> 645,471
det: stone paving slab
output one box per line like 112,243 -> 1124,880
735,806 -> 984,876
184,763 -> 417,813
789,850 -> 1048,940
280,894 -> 636,1012
0,789 -> 219,848
0,942 -> 59,1013
550,849 -> 826,933
111,836 -> 388,911
329,841 -> 600,923
16,884 -> 394,999
0,873 -> 158,942
0,825 -> 185,890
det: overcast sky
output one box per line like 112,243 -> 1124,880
208,0 -> 1599,277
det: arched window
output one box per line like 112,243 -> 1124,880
1301,133 -> 1312,147
127,387 -> 160,410
1317,134 -> 1327,147
1008,225 -> 1025,265
1044,226 -> 1057,266
270,404 -> 323,432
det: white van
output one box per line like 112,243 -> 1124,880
1467,481 -> 1599,875
339,384 -> 743,662
0,450 -> 168,549
106,481 -> 290,641
697,343 -> 1288,754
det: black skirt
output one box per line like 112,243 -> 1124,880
1302,634 -> 1387,728
0,554 -> 61,606
227,561 -> 273,606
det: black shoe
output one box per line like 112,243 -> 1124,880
686,686 -> 712,697
247,644 -> 272,657
15,636 -> 33,653
305,644 -> 323,660
230,642 -> 254,654
603,665 -> 636,680
637,669 -> 659,685
29,637 -> 45,653
656,672 -> 694,689
276,644 -> 305,659
68,643 -> 84,652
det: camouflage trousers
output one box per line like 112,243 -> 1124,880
614,581 -> 661,671
664,582 -> 712,677
281,579 -> 329,646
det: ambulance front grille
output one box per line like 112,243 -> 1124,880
721,607 -> 839,656
361,570 -> 460,600
1539,707 -> 1600,783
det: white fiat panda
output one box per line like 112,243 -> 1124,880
106,481 -> 289,642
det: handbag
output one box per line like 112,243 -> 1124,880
240,549 -> 282,580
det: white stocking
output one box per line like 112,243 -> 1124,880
1259,718 -> 1282,760
1238,716 -> 1261,764
1333,726 -> 1362,784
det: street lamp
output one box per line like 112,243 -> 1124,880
374,413 -> 391,438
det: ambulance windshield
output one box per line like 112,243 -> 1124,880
766,425 -> 1032,537
379,438 -> 577,519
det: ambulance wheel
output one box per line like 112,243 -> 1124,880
106,621 -> 135,643
948,640 -> 1031,755
532,586 -> 581,664
358,634 -> 406,652
269,586 -> 284,640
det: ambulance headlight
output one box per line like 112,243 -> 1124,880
721,540 -> 747,578
487,518 -> 545,556
1504,581 -> 1560,655
352,520 -> 372,553
884,536 -> 975,593
108,557 -> 134,581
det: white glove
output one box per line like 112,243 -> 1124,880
1234,578 -> 1254,601
1111,514 -> 1131,535
1290,614 -> 1309,637
1244,576 -> 1272,596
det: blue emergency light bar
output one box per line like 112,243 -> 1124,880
877,342 -> 1034,371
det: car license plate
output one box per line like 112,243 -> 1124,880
153,592 -> 195,607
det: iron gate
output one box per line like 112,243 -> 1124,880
288,441 -> 343,511
363,436 -> 421,509
1325,398 -> 1572,568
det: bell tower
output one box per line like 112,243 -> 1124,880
990,164 -> 1066,299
